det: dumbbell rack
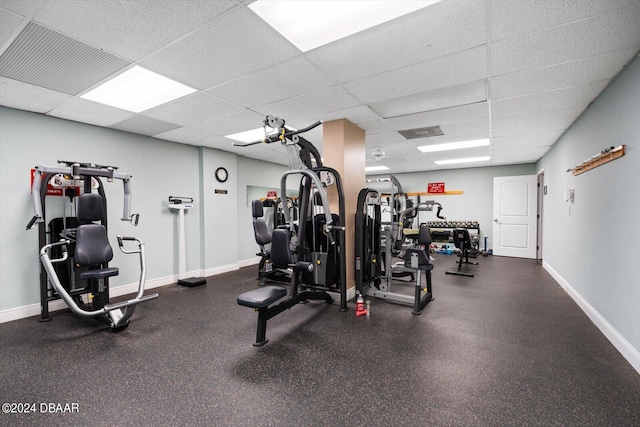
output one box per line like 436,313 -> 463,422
425,221 -> 481,250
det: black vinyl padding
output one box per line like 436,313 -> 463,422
80,267 -> 119,280
452,228 -> 472,250
237,285 -> 287,308
252,199 -> 272,246
270,229 -> 292,268
418,225 -> 432,246
253,219 -> 271,246
75,224 -> 113,266
402,225 -> 433,270
251,199 -> 264,218
77,193 -> 104,222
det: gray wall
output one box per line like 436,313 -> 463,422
537,54 -> 640,356
366,163 -> 537,248
0,106 -> 280,313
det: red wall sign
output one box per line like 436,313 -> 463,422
427,182 -> 445,194
266,191 -> 278,199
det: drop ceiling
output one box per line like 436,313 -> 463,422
1,0 -> 639,173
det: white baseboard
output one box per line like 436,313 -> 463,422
543,261 -> 640,375
0,262 -> 240,324
238,257 -> 261,268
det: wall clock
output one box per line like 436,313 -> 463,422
215,167 -> 228,183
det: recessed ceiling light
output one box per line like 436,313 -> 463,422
435,156 -> 491,165
418,138 -> 490,153
365,165 -> 390,172
249,0 -> 442,52
81,66 -> 196,113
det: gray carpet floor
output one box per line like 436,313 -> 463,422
1,254 -> 639,426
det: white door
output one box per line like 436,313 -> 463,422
492,175 -> 537,258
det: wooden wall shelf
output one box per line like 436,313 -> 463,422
571,145 -> 625,176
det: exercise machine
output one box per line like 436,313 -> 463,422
26,161 -> 158,331
236,115 -> 347,346
356,198 -> 440,314
168,196 -> 206,287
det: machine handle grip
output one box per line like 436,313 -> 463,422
291,261 -> 314,272
26,215 -> 40,230
117,235 -> 137,245
232,120 -> 323,147
117,235 -> 142,254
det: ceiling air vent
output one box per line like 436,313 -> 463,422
0,22 -> 130,95
399,125 -> 444,140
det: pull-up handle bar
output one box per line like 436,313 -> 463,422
232,119 -> 323,147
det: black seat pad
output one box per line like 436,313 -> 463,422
80,267 -> 119,280
237,285 -> 287,308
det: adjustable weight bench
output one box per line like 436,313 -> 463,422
237,228 -> 332,346
445,228 -> 478,277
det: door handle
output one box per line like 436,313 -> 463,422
494,219 -> 499,223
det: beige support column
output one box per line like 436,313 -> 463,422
323,119 -> 365,293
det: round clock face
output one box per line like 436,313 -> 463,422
215,167 -> 228,183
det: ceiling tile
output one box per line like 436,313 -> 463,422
492,131 -> 563,149
198,109 -> 266,136
439,118 -> 490,136
140,6 -> 299,90
385,101 -> 489,131
343,46 -> 487,104
200,134 -> 237,150
405,129 -> 490,148
491,0 -> 638,41
490,47 -> 638,100
290,105 -> 382,130
0,77 -> 71,113
253,85 -> 361,121
306,0 -> 485,83
33,0 -> 237,61
492,81 -> 608,117
0,0 -> 43,17
207,55 -> 336,107
154,127 -> 208,145
47,98 -> 135,127
0,22 -> 130,95
371,80 -> 487,119
110,115 -> 181,136
366,131 -> 407,147
491,5 -> 640,76
0,8 -> 25,50
491,104 -> 588,136
143,92 -> 243,128
359,119 -> 395,135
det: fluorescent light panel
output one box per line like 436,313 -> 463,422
225,127 -> 274,143
249,0 -> 442,52
435,156 -> 491,165
81,66 -> 196,113
365,165 -> 389,172
418,138 -> 489,153
225,126 -> 297,143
